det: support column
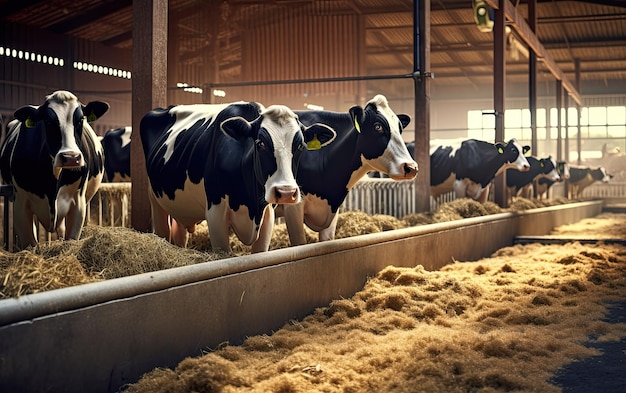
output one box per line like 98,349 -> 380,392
413,0 -> 431,213
131,0 -> 168,232
493,2 -> 507,207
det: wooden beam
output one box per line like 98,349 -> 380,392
131,0 -> 168,232
485,0 -> 582,105
493,1 -> 507,208
48,0 -> 132,34
413,0 -> 431,213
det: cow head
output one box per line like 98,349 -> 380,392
594,166 -> 613,183
348,95 -> 418,180
539,156 -> 561,182
496,138 -> 531,172
14,90 -> 109,171
221,104 -> 335,205
557,161 -> 570,181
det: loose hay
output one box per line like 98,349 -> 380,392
0,225 -> 226,299
123,222 -> 626,393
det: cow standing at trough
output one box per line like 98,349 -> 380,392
534,161 -> 570,199
430,138 -> 531,203
567,166 -> 612,198
506,156 -> 560,199
0,90 -> 108,250
101,126 -> 132,182
277,94 -> 418,246
140,102 -> 335,253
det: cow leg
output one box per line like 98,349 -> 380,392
476,185 -> 490,204
319,213 -> 338,242
148,188 -> 171,240
206,203 -> 231,252
170,218 -> 189,247
251,205 -> 274,253
12,196 -> 37,250
63,198 -> 87,240
282,204 -> 307,246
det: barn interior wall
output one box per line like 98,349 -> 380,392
1,22 -> 133,135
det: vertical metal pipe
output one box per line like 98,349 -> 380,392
494,2 -> 507,207
575,59 -> 582,165
528,0 -> 538,156
556,79 -> 563,163
413,0 -> 431,213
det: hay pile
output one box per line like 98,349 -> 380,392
122,213 -> 626,393
0,225 -> 224,299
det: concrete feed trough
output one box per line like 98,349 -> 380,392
0,200 -> 603,392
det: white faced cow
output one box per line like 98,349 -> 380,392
567,165 -> 612,198
0,90 -> 108,250
140,102 -> 335,253
430,138 -> 531,203
277,94 -> 418,246
506,156 -> 560,199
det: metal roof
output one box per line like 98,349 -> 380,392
2,0 -> 625,99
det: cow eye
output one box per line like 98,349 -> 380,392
255,139 -> 266,149
374,123 -> 383,133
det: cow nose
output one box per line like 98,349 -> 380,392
274,186 -> 300,204
403,162 -> 418,178
522,164 -> 531,172
56,152 -> 83,168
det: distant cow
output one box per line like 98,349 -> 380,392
535,161 -> 569,199
140,102 -> 335,253
567,166 -> 612,198
0,90 -> 108,250
101,126 -> 131,182
430,138 -> 531,203
506,156 -> 560,199
277,94 -> 418,246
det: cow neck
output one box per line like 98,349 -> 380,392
331,127 -> 367,190
475,151 -> 510,187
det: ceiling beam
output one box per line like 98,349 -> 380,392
486,0 -> 581,104
2,0 -> 46,16
47,0 -> 132,34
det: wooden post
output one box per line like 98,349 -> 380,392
493,2 -> 507,208
131,0 -> 168,232
413,0 -> 431,213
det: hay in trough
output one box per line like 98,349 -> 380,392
0,250 -> 97,298
123,212 -> 626,393
0,225 -> 226,298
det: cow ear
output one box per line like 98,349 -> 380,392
398,114 -> 411,129
348,105 -> 364,133
303,123 -> 337,150
14,105 -> 40,128
220,116 -> 253,140
523,145 -> 531,155
83,101 -> 110,123
495,142 -> 505,154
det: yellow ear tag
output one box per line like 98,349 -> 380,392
307,134 -> 322,150
354,118 -> 361,133
87,112 -> 97,123
24,117 -> 36,128
497,147 -> 503,154
540,162 -> 544,167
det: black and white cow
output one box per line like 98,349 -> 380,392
535,161 -> 570,199
506,156 -> 560,199
567,165 -> 612,198
140,102 -> 335,253
101,126 -> 131,182
277,94 -> 418,246
430,138 -> 531,203
0,90 -> 108,250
